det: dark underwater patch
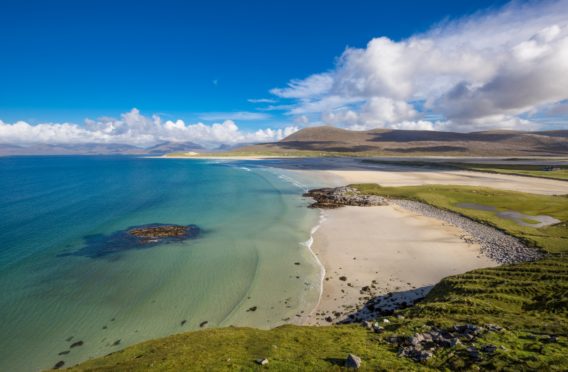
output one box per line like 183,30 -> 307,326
59,223 -> 200,258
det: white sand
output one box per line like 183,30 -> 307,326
302,205 -> 497,325
327,167 -> 568,195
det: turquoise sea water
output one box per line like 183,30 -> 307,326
0,156 -> 324,371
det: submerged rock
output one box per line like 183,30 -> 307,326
59,223 -> 200,258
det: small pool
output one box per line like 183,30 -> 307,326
455,203 -> 561,228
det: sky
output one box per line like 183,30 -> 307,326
1,0 -> 567,147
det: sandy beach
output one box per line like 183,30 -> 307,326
302,204 -> 498,325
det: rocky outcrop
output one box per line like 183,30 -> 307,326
59,223 -> 200,258
128,224 -> 199,243
304,187 -> 387,208
385,323 -> 506,363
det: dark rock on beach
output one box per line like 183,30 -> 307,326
304,187 -> 386,209
53,360 -> 65,369
70,340 -> 84,348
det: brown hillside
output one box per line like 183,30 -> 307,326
236,126 -> 568,156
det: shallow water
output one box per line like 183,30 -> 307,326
0,156 -> 326,371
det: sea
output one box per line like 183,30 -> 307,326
0,156 -> 330,371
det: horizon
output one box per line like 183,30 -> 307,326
1,0 -> 568,147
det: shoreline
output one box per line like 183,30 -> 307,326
301,203 -> 502,325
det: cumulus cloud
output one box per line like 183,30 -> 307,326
0,109 -> 298,147
271,0 -> 568,131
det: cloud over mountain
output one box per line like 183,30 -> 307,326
270,0 -> 568,131
0,109 -> 298,147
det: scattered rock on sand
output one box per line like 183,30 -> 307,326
70,341 -> 83,348
53,361 -> 65,369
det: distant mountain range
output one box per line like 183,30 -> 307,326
0,141 -> 205,156
235,126 -> 568,156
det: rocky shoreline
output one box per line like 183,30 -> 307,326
303,186 -> 387,208
390,199 -> 544,264
304,186 -> 543,265
302,186 -> 544,326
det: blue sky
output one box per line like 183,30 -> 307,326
1,0 -> 507,124
1,0 -> 567,146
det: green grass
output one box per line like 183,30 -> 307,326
68,185 -> 568,371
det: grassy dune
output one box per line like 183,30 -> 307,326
67,186 -> 568,371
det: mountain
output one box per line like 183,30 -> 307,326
145,142 -> 203,155
235,126 -> 568,156
0,141 -> 204,156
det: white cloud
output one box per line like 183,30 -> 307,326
0,109 -> 298,147
247,98 -> 277,103
271,0 -> 568,131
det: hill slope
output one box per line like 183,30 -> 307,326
235,127 -> 568,156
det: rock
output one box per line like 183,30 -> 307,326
70,340 -> 84,348
304,187 -> 387,209
382,318 -> 390,323
255,358 -> 269,366
247,306 -> 258,312
113,339 -> 121,346
200,321 -> 208,328
181,320 -> 187,326
482,344 -> 497,354
339,276 -> 347,281
128,224 -> 199,242
345,354 -> 362,368
58,351 -> 70,356
325,316 -> 333,323
53,361 -> 65,369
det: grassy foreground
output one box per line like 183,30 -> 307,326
67,185 -> 568,371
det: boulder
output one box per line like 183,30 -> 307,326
345,354 -> 362,368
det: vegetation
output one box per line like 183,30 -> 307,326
68,185 -> 568,371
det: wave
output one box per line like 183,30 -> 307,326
300,211 -> 327,320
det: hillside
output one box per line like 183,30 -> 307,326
234,126 -> 568,156
0,141 -> 203,156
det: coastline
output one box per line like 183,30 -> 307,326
301,204 -> 499,325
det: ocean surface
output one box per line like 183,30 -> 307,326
0,156 -> 326,371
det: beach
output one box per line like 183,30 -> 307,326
281,157 -> 561,325
301,204 -> 498,325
